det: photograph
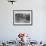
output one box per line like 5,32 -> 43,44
13,10 -> 32,25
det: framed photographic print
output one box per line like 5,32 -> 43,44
13,10 -> 32,25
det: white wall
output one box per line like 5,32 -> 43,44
0,0 -> 46,42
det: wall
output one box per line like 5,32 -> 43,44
0,0 -> 46,42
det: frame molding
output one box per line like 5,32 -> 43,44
13,10 -> 33,26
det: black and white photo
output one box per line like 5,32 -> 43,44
13,10 -> 32,25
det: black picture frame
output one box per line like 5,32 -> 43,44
13,10 -> 33,26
